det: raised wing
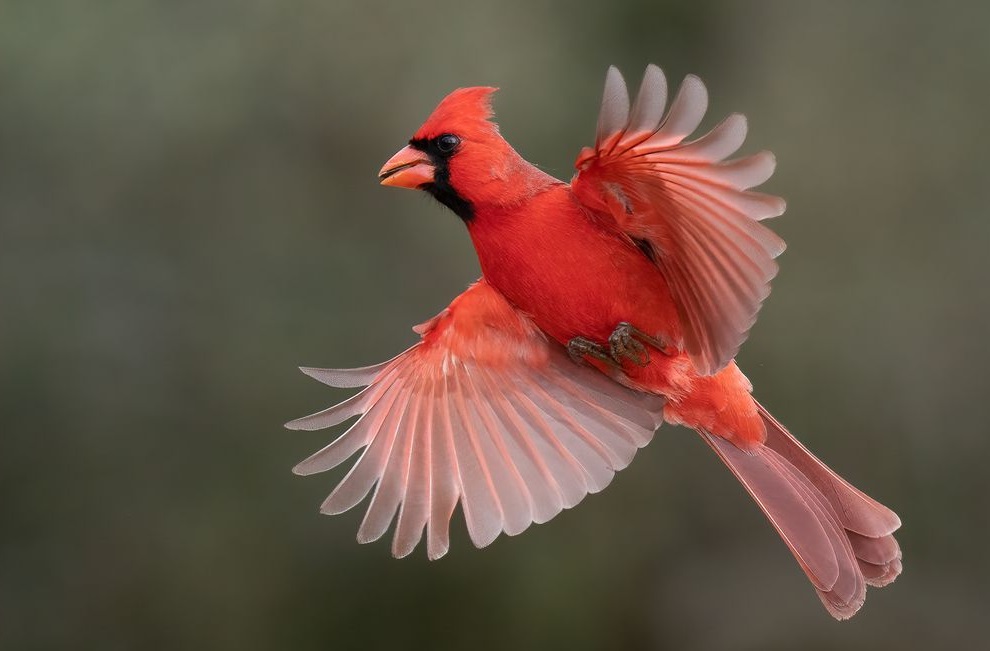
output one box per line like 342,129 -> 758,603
572,64 -> 787,375
287,280 -> 665,559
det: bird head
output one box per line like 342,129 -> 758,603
378,86 -> 541,221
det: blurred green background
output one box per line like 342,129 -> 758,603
3,1 -> 988,649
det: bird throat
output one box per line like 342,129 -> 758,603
423,175 -> 475,222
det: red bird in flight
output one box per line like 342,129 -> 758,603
288,65 -> 902,618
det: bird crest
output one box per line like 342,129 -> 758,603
414,86 -> 499,140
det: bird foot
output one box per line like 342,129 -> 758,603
567,322 -> 671,368
609,322 -> 672,366
567,336 -> 619,368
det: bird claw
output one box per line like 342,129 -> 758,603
610,326 -> 650,366
567,336 -> 619,368
609,322 -> 672,366
567,322 -> 671,368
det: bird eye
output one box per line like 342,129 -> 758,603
436,134 -> 460,154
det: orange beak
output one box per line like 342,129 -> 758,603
378,145 -> 435,189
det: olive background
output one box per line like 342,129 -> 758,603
2,1 -> 988,649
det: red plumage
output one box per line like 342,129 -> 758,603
289,65 -> 902,619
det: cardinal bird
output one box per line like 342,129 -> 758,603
287,65 -> 902,618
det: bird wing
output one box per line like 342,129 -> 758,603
287,279 -> 665,559
571,64 -> 787,375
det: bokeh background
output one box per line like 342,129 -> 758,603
3,1 -> 988,649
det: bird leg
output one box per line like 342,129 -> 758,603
567,322 -> 671,368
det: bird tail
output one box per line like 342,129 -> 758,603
698,401 -> 902,619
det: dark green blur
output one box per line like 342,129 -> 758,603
2,1 -> 988,648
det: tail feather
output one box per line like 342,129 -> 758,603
699,401 -> 902,619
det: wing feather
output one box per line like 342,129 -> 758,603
289,281 -> 665,557
596,66 -> 631,147
627,64 -> 668,135
448,371 -> 504,547
427,380 -> 459,560
290,382 -> 400,475
319,383 -> 409,515
284,368 -> 396,432
463,372 -> 533,536
299,352 -> 405,388
482,386 -> 562,525
531,381 -> 637,468
574,65 -> 787,374
391,382 -> 431,557
648,73 -> 708,146
358,377 -> 422,544
504,389 -> 596,500
520,389 -> 615,493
